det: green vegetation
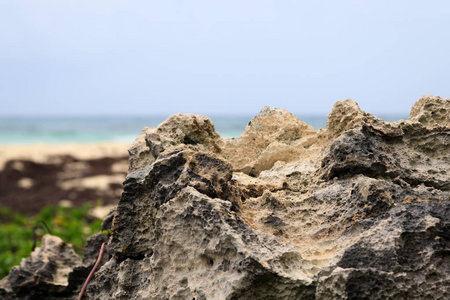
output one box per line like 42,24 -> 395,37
0,203 -> 103,279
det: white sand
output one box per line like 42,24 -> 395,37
0,142 -> 131,170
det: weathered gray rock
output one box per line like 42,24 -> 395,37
128,114 -> 223,173
0,235 -> 81,299
0,220 -> 111,299
317,201 -> 450,299
1,95 -> 449,299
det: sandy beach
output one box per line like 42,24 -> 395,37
0,142 -> 131,215
0,142 -> 130,169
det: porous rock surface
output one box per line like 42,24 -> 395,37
0,235 -> 81,299
1,95 -> 449,299
0,225 -> 111,299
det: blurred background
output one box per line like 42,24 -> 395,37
1,0 -> 449,277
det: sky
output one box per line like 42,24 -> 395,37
1,0 -> 449,117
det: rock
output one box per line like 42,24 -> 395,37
316,201 -> 450,299
89,186 -> 316,299
409,94 -> 450,128
2,95 -> 449,299
128,127 -> 157,173
0,225 -> 112,299
0,235 -> 81,299
223,106 -> 316,176
108,149 -> 243,263
128,114 -> 223,173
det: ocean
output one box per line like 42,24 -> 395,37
0,114 -> 407,145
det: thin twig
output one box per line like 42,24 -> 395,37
69,243 -> 85,252
78,241 -> 107,300
31,220 -> 52,251
36,220 -> 52,234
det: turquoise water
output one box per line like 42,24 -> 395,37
0,114 -> 406,145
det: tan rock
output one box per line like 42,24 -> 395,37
223,106 -> 315,175
325,98 -> 397,138
128,115 -> 223,173
128,127 -> 156,172
409,94 -> 450,128
3,96 -> 450,300
148,113 -> 223,154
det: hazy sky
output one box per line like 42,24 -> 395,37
1,1 -> 449,117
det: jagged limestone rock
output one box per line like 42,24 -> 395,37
409,94 -> 450,128
0,221 -> 111,300
222,106 -> 315,176
128,127 -> 156,173
88,186 -> 316,299
128,114 -> 223,173
316,201 -> 450,299
0,235 -> 81,299
1,95 -> 449,299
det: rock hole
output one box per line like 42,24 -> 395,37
183,136 -> 197,145
207,258 -> 214,266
